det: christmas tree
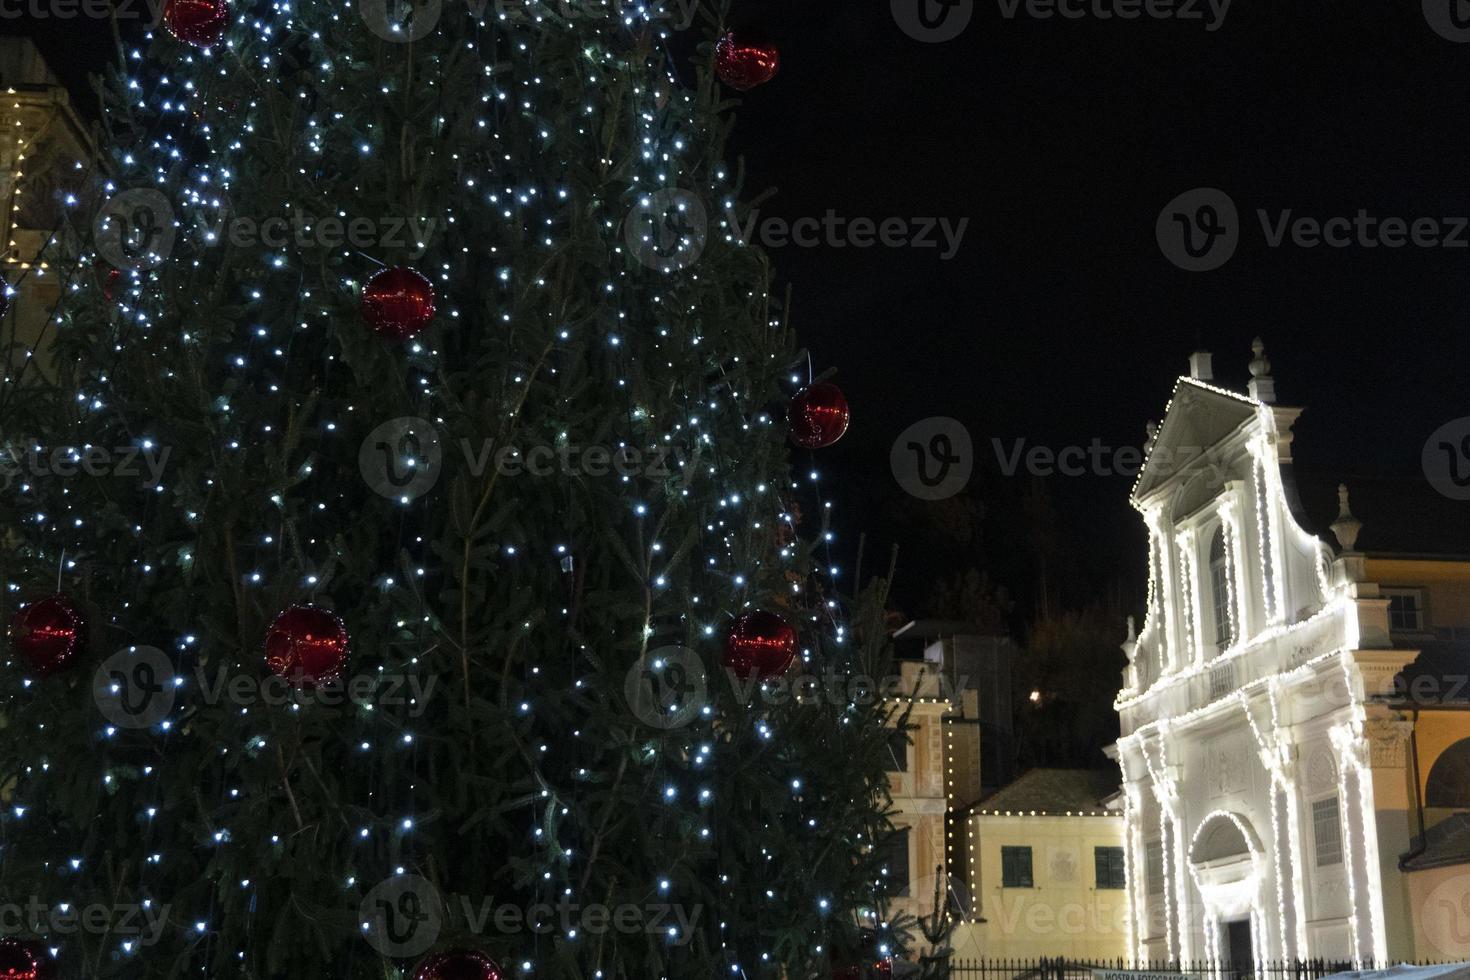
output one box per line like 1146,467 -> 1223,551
0,1 -> 911,977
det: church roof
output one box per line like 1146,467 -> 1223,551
975,768 -> 1120,815
1401,813 -> 1470,872
1288,471 -> 1470,560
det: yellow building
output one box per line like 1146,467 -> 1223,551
0,37 -> 96,379
882,656 -> 980,929
880,628 -> 1133,965
951,769 -> 1130,961
1344,542 -> 1470,962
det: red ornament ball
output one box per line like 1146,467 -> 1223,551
8,594 -> 87,677
412,950 -> 506,980
362,266 -> 436,342
0,938 -> 54,980
264,606 -> 349,687
103,268 -> 122,304
833,960 -> 893,980
164,0 -> 229,46
789,383 -> 850,449
723,610 -> 797,681
716,31 -> 780,91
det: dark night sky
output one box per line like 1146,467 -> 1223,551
9,2 -> 1468,625
723,1 -> 1470,619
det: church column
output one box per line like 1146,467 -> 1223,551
1121,781 -> 1147,963
1145,507 -> 1177,676
1247,437 -> 1286,627
1218,486 -> 1251,642
1330,724 -> 1385,966
1362,713 -> 1416,962
1174,528 -> 1202,669
1276,744 -> 1310,961
1149,762 -> 1195,963
1242,689 -> 1304,962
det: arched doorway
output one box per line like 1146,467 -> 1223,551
1189,812 -> 1267,977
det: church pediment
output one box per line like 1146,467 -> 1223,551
1131,379 -> 1259,505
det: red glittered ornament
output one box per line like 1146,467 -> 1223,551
8,594 -> 87,677
164,0 -> 229,46
264,606 -> 349,687
832,960 -> 893,980
789,383 -> 850,449
362,266 -> 436,342
0,938 -> 54,980
412,950 -> 506,980
722,610 -> 797,681
716,31 -> 780,91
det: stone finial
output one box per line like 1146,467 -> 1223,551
1330,483 -> 1363,553
1248,337 -> 1277,403
1249,338 -> 1270,377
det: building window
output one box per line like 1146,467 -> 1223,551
1001,846 -> 1033,888
1385,589 -> 1425,631
1209,527 -> 1234,647
885,727 -> 910,773
1313,797 -> 1343,867
1145,839 -> 1164,896
878,828 -> 911,896
1095,847 -> 1127,889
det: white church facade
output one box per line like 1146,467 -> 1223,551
1111,342 -> 1470,969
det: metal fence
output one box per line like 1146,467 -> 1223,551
948,959 -> 1382,980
